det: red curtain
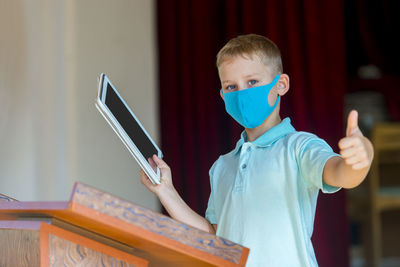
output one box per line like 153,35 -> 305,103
157,1 -> 348,266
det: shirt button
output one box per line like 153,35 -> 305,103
247,147 -> 251,152
242,164 -> 247,169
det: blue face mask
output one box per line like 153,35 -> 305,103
221,75 -> 280,129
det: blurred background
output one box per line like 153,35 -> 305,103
0,1 -> 399,266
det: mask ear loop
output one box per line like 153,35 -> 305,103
270,94 -> 280,109
267,74 -> 281,108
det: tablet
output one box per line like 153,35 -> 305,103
95,73 -> 162,184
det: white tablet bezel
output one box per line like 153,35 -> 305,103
95,73 -> 162,184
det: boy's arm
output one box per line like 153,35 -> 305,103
323,110 -> 374,189
140,155 -> 216,234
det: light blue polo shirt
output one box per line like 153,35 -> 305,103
205,118 -> 340,267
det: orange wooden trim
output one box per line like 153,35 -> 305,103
40,222 -> 148,267
238,247 -> 249,267
0,214 -> 17,220
68,202 -> 244,266
0,220 -> 42,230
40,224 -> 49,267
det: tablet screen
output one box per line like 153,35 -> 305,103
105,84 -> 158,163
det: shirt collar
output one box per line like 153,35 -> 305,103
232,117 -> 296,155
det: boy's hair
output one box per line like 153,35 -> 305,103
216,34 -> 283,76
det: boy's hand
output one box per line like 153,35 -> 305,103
140,155 -> 173,196
141,156 -> 215,234
338,110 -> 374,170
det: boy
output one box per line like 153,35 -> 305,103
140,34 -> 374,266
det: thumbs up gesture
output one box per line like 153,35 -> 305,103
338,110 -> 374,170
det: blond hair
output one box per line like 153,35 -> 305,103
216,34 -> 283,76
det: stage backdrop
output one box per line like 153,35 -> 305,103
157,1 -> 348,266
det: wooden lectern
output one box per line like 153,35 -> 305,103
0,182 -> 249,266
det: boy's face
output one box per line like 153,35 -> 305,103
219,54 -> 278,107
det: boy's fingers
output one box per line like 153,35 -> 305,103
140,169 -> 155,187
344,155 -> 363,165
140,169 -> 149,184
344,149 -> 368,165
152,155 -> 169,169
148,157 -> 154,165
338,136 -> 361,150
140,169 -> 149,181
353,161 -> 369,170
148,157 -> 157,172
340,146 -> 362,158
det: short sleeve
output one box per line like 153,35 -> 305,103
205,161 -> 218,224
205,194 -> 216,224
297,135 -> 341,193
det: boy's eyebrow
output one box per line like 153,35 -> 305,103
243,73 -> 262,78
222,80 -> 233,85
222,73 -> 262,84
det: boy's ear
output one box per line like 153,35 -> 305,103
277,74 -> 290,96
220,90 -> 224,101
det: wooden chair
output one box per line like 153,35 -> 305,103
369,122 -> 400,266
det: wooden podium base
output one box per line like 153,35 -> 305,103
0,221 -> 147,267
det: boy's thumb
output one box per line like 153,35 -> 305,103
346,110 -> 359,137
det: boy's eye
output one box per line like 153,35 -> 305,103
226,85 -> 236,91
248,80 -> 258,86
